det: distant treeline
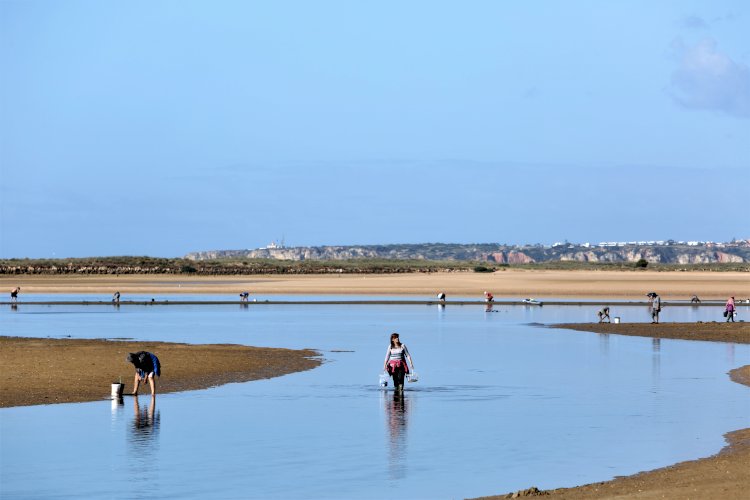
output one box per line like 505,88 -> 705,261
1,257 -> 748,275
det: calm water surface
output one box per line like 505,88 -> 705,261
1,299 -> 748,499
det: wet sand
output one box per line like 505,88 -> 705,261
0,336 -> 321,408
2,270 -> 749,299
552,321 -> 750,345
474,322 -> 750,500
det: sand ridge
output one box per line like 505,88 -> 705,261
2,270 -> 749,299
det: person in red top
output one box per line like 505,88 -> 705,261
484,291 -> 494,303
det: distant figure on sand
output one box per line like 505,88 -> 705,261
597,307 -> 611,323
112,291 -> 120,304
383,333 -> 415,394
10,287 -> 20,303
437,292 -> 446,302
725,297 -> 736,322
127,351 -> 161,396
690,295 -> 701,304
484,291 -> 494,303
240,291 -> 250,302
647,292 -> 661,324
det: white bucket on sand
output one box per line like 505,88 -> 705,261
613,317 -> 621,324
111,383 -> 124,398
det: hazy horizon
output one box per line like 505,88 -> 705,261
2,2 -> 748,259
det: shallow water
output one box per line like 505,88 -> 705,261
1,301 -> 748,499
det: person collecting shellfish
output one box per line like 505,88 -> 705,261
383,333 -> 415,393
127,351 -> 161,396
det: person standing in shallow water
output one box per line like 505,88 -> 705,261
383,333 -> 415,394
647,292 -> 661,324
10,287 -> 20,303
127,351 -> 161,396
725,296 -> 736,322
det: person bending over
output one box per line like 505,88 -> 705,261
597,307 -> 610,323
127,351 -> 161,396
383,333 -> 415,394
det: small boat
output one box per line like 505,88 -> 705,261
522,298 -> 543,306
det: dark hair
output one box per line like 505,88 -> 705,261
390,333 -> 401,347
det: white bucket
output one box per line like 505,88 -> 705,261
407,372 -> 419,383
378,373 -> 389,387
613,317 -> 621,324
111,383 -> 124,398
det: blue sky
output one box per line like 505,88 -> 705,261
1,1 -> 748,258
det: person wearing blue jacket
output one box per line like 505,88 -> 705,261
127,351 -> 161,396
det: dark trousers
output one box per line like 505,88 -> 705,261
727,311 -> 735,322
390,365 -> 406,387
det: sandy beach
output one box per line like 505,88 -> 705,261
2,269 -> 749,299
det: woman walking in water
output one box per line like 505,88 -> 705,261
383,333 -> 415,393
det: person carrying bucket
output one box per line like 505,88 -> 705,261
383,333 -> 415,394
127,351 -> 161,396
725,296 -> 736,322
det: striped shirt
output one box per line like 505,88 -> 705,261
388,345 -> 408,362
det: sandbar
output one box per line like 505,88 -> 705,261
1,270 -> 749,300
0,336 -> 321,408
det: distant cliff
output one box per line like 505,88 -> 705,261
2,242 -> 748,276
185,242 -> 750,264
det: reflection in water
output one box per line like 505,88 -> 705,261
651,338 -> 661,389
129,395 -> 160,471
598,332 -> 609,356
652,338 -> 661,353
111,396 -> 124,420
384,391 -> 410,480
437,304 -> 446,322
726,343 -> 735,365
133,395 -> 159,436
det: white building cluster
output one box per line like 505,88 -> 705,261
548,239 -> 748,249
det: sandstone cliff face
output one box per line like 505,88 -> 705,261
488,252 -> 536,264
675,251 -> 745,264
